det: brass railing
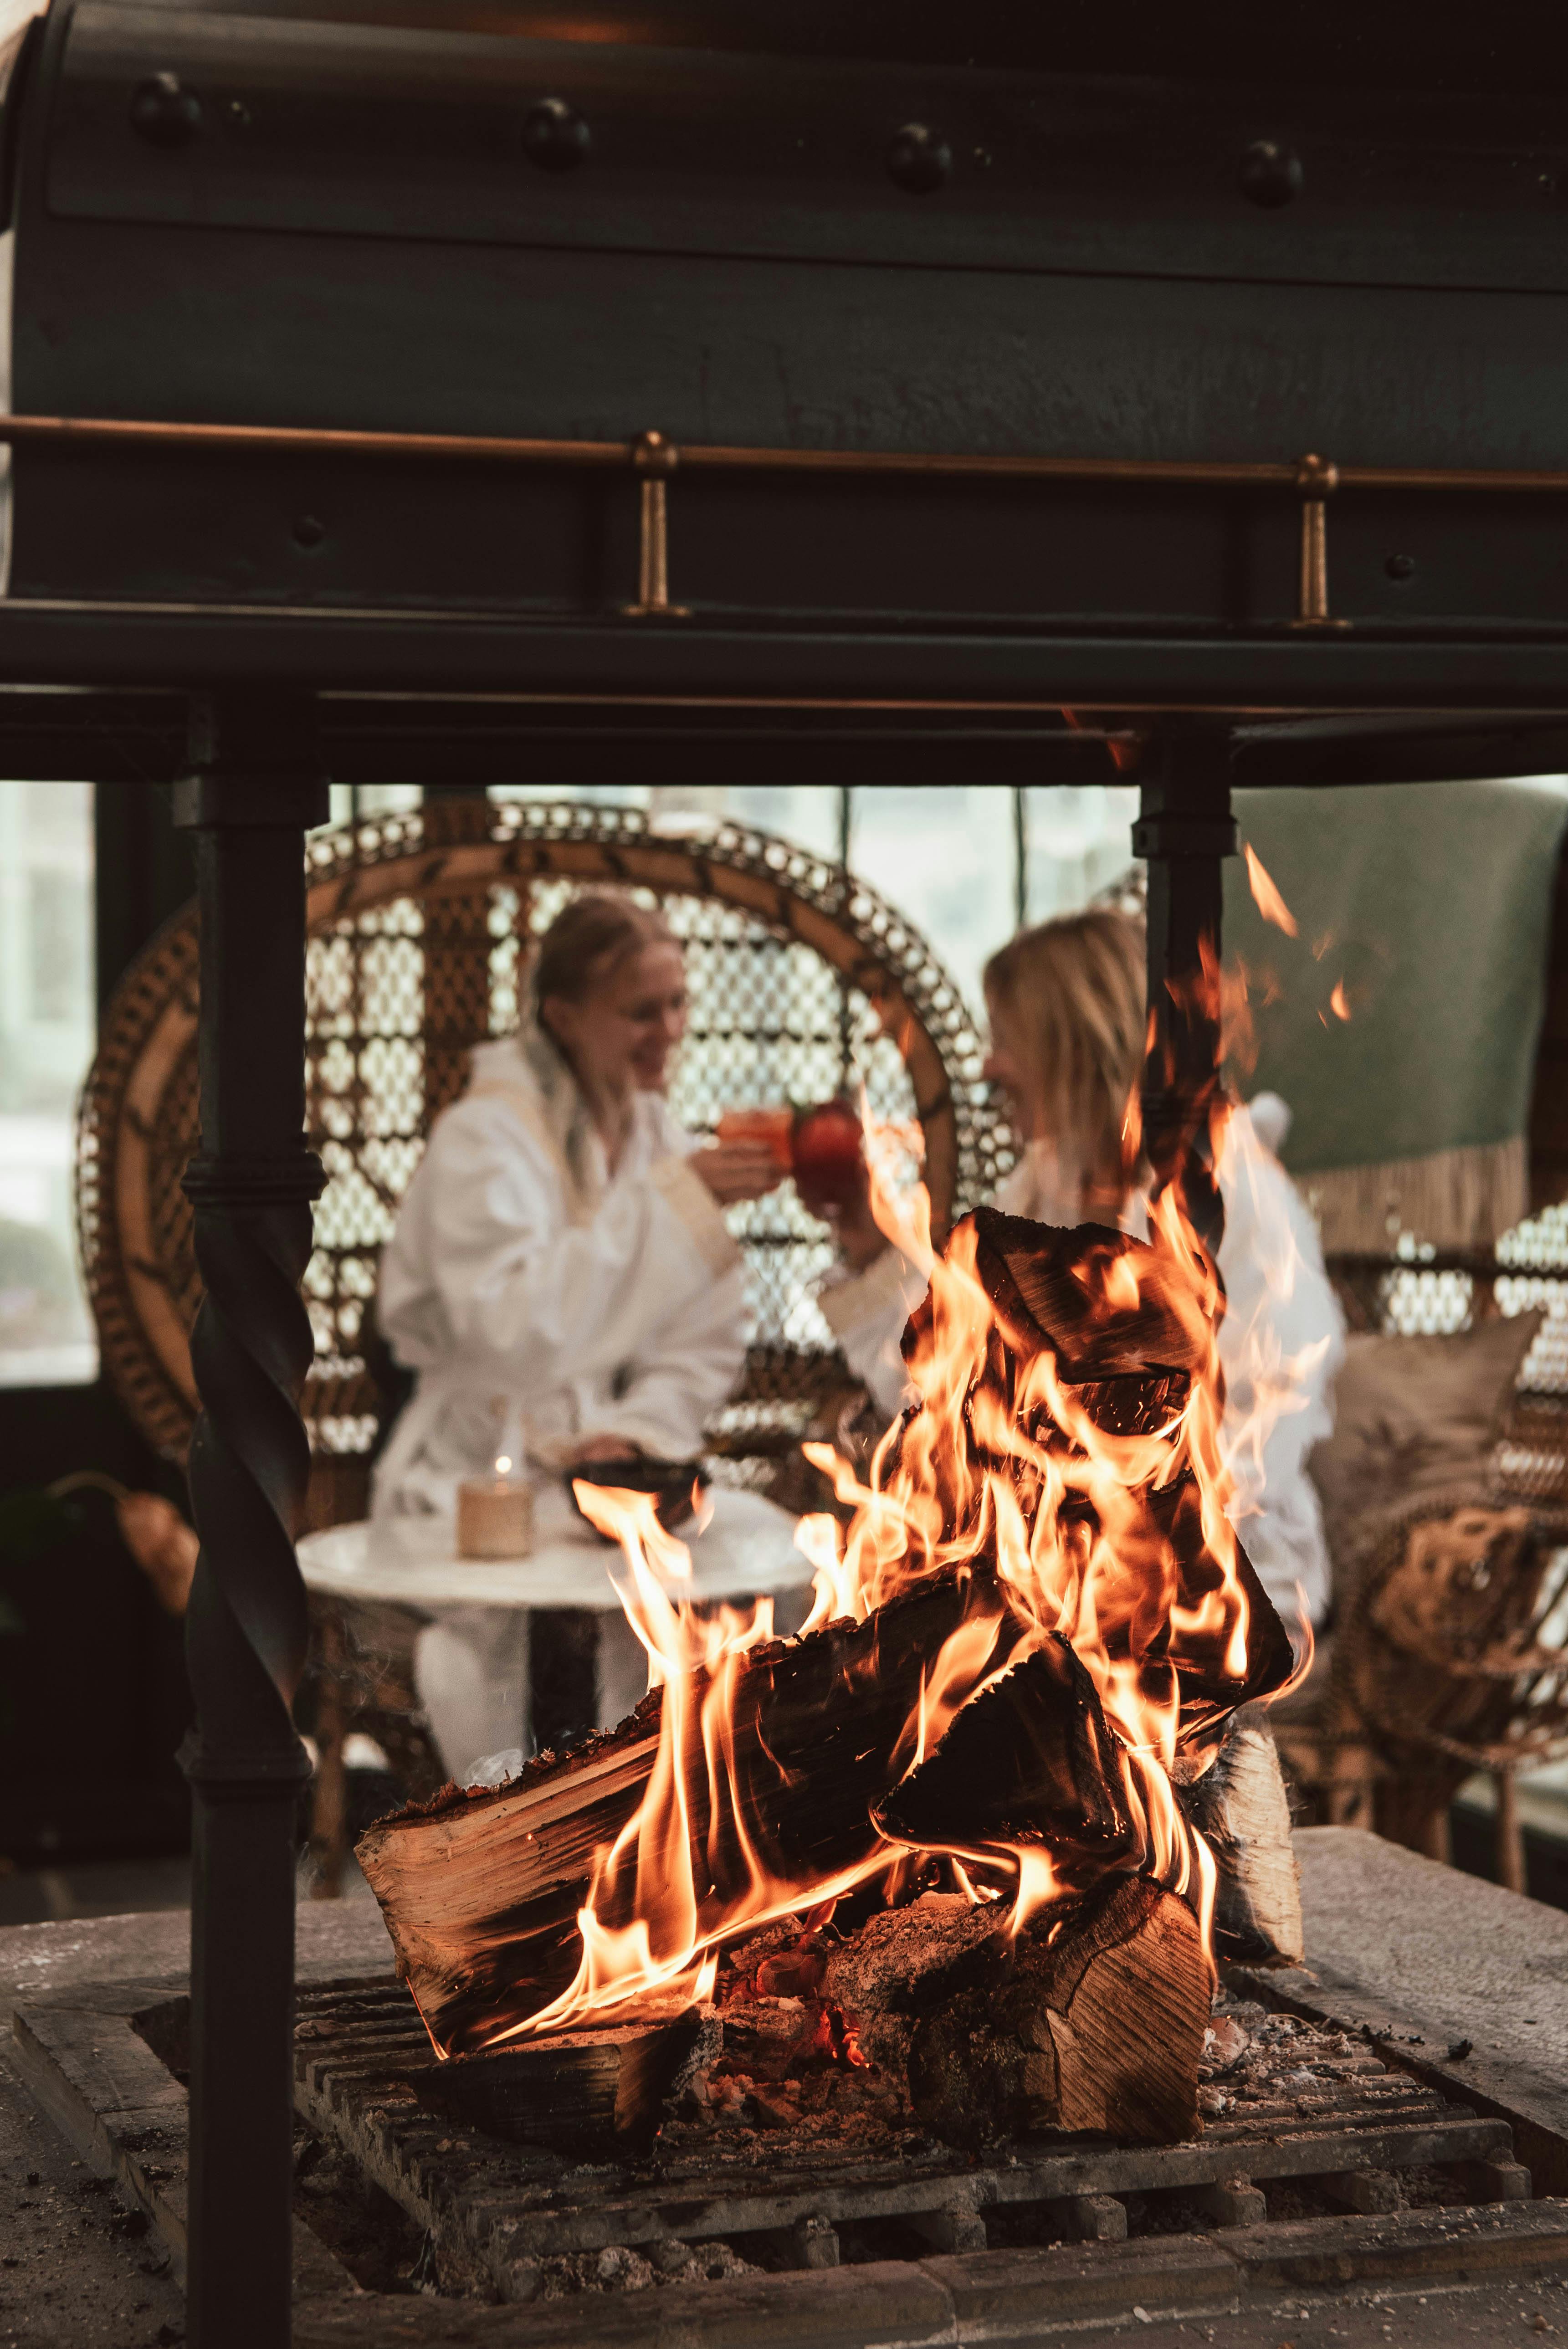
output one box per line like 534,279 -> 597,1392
7,410 -> 1567,628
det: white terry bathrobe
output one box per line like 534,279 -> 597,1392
819,1097 -> 1343,1637
373,1023 -> 748,1777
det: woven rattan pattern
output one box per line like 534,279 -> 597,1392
79,799 -> 1004,1467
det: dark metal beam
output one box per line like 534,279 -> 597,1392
1134,726 -> 1236,1257
172,709 -> 328,2349
6,682 -> 1568,793
4,603 -> 1568,711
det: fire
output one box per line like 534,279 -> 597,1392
1243,842 -> 1299,937
471,1101 -> 1304,2053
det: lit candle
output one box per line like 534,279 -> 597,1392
456,1451 -> 533,1560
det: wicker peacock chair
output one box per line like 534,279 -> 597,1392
79,793 -> 1009,1498
77,795 -> 1009,1870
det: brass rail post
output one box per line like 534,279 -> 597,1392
622,430 -> 690,618
1293,452 -> 1348,629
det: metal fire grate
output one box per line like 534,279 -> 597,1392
293,1973 -> 1536,2305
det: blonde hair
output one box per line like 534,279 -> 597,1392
983,909 -> 1146,1212
530,892 -> 676,1022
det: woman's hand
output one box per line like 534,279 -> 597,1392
691,1140 -> 784,1207
801,1157 -> 886,1271
825,1186 -> 889,1272
568,1433 -> 643,1466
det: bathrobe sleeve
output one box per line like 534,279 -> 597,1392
1216,1115 -> 1346,1632
816,1246 -> 930,1419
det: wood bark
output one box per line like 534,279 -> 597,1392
359,1580 -> 1149,2057
417,2014 -> 701,2159
874,1633 -> 1132,1861
1178,1703 -> 1303,1966
359,1580 -> 999,2053
670,1877 -> 1209,2155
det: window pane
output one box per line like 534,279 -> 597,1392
0,782 -> 97,1386
847,786 -> 1016,1019
1022,785 -> 1141,923
724,786 -> 843,859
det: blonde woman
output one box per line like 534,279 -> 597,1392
377,892 -> 782,1515
374,894 -> 785,1775
821,908 -> 1343,1632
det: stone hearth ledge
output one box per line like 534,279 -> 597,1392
1232,1826 -> 1568,2196
5,1828 -> 1568,2345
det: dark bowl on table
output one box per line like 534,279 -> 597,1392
566,1457 -> 712,1539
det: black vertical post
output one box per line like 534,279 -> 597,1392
172,697 -> 328,2349
1132,726 -> 1237,1258
836,784 -> 854,1087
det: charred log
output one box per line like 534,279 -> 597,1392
900,1875 -> 1210,2148
874,1634 -> 1132,1860
360,1580 -> 1017,2055
417,2012 -> 701,2159
672,1879 -> 1209,2156
948,1207 -> 1209,1382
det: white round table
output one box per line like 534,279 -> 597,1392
297,1478 -> 811,1610
298,1481 -> 814,1783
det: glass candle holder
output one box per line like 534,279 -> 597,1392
456,1475 -> 533,1560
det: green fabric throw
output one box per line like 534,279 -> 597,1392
1223,781 -> 1568,1251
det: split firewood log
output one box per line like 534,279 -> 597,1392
874,1633 -> 1133,1862
957,1205 -> 1209,1382
416,2012 -> 702,2159
671,1878 -> 1209,2154
358,1580 -> 1152,2056
893,1209 -> 1297,1741
1177,1703 -> 1303,1966
881,1875 -> 1208,2147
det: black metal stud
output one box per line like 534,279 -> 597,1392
523,97 -> 590,172
172,697 -> 327,2349
1385,552 -> 1417,582
1238,139 -> 1302,209
886,123 -> 951,195
130,72 -> 202,149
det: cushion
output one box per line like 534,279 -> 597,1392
1307,1309 -> 1542,1601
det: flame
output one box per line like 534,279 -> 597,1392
1243,843 -> 1298,937
1329,979 -> 1352,1021
466,1089 -> 1306,2054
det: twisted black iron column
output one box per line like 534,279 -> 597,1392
173,702 -> 327,2349
1132,727 -> 1237,1259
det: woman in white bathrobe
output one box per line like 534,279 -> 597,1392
818,908 -> 1344,1639
374,893 -> 783,1774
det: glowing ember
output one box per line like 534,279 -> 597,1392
1243,842 -> 1299,937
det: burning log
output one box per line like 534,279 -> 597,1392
1178,1704 -> 1303,1966
357,1696 -> 662,2055
417,2012 -> 702,2159
873,1634 -> 1132,1860
360,1193 -> 1301,2144
959,1206 -> 1209,1381
900,1874 -> 1209,2147
362,1579 -> 1131,2056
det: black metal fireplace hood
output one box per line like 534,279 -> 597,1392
6,0 -> 1568,775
